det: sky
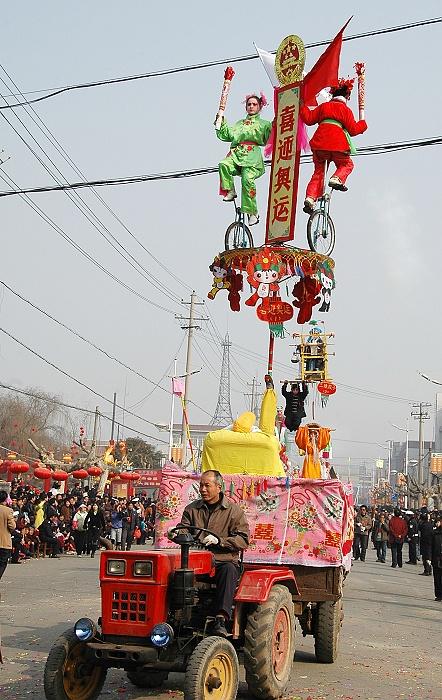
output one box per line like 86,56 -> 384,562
0,2 -> 441,475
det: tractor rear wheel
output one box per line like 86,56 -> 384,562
244,584 -> 295,700
184,635 -> 239,700
44,628 -> 107,700
126,668 -> 168,688
314,598 -> 342,663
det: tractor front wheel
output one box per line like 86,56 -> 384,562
244,584 -> 295,700
44,628 -> 107,700
184,635 -> 239,700
126,668 -> 168,688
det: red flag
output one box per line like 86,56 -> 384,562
302,18 -> 352,107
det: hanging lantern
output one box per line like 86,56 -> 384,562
52,469 -> 68,482
34,466 -> 53,480
87,466 -> 102,477
317,380 -> 336,396
72,468 -> 89,480
119,471 -> 140,482
9,460 -> 30,475
7,452 -> 17,461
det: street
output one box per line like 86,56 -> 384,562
0,547 -> 440,700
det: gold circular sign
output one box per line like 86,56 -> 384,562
275,35 -> 305,85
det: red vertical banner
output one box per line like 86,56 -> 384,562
265,82 -> 301,244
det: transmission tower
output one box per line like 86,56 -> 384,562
211,333 -> 234,426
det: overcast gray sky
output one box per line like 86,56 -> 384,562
0,1 -> 440,469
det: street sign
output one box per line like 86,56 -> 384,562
430,453 -> 442,473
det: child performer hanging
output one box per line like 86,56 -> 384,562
216,93 -> 272,227
300,78 -> 367,214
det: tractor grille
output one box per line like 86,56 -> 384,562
111,590 -> 147,623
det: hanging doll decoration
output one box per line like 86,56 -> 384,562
317,261 -> 335,313
245,248 -> 293,336
292,276 -> 321,324
207,258 -> 230,300
227,270 -> 243,312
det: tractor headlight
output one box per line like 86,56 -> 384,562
106,559 -> 126,576
133,561 -> 152,577
74,618 -> 96,642
150,623 -> 174,648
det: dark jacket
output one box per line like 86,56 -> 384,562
431,527 -> 442,568
38,519 -> 56,541
373,520 -> 389,542
84,509 -> 106,532
121,509 -> 140,534
181,493 -> 249,564
420,520 -> 435,559
407,518 -> 419,541
281,383 -> 308,417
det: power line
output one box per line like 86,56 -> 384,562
0,279 -> 212,418
0,382 -> 168,444
0,64 -> 191,300
0,169 -> 176,316
0,17 -> 440,109
1,135 -> 439,199
0,325 -> 166,429
0,83 -> 183,309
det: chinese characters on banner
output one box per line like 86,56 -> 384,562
265,83 -> 301,244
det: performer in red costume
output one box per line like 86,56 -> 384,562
300,78 -> 367,213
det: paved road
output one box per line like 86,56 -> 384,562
0,547 -> 441,700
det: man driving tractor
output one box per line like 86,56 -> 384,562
180,469 -> 249,638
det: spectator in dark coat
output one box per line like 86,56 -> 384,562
419,512 -> 436,576
121,503 -> 140,551
406,512 -> 419,565
84,503 -> 106,558
38,515 -> 61,557
431,513 -> 442,601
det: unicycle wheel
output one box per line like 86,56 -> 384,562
224,221 -> 254,251
307,210 -> 335,256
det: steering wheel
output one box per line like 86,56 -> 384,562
168,523 -> 221,547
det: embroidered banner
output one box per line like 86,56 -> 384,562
155,466 -> 353,570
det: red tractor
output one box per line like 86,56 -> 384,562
44,524 -> 344,700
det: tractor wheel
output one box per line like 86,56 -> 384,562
44,628 -> 107,700
314,599 -> 342,663
126,668 -> 168,688
184,635 -> 239,700
244,584 -> 295,700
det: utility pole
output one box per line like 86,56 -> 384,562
110,392 -> 117,442
412,401 -> 431,507
168,359 -> 178,460
91,406 -> 99,462
244,377 -> 262,418
176,292 -> 207,465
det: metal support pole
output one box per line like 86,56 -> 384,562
110,392 -> 117,442
169,359 -> 177,460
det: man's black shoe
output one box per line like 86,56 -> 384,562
212,616 -> 230,638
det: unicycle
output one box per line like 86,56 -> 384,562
307,191 -> 335,256
224,204 -> 254,250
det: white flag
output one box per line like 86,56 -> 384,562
254,43 -> 279,87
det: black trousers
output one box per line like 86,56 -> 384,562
408,539 -> 417,563
433,565 -> 442,599
87,526 -> 101,554
121,529 -> 134,551
73,531 -> 87,555
390,541 -> 403,567
0,547 -> 10,579
214,562 -> 239,618
353,533 -> 369,561
284,413 -> 303,432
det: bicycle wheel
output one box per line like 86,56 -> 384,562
224,221 -> 254,251
307,209 -> 335,256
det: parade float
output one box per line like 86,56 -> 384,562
44,20 -> 365,700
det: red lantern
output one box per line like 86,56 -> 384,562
34,466 -> 53,480
87,466 -> 102,477
120,471 -> 141,482
9,460 -> 30,474
52,470 -> 68,482
72,469 -> 88,480
256,297 -> 294,324
317,380 -> 336,396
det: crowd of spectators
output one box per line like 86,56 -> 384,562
4,479 -> 157,566
353,504 -> 442,601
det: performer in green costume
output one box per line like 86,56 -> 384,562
216,93 -> 272,226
